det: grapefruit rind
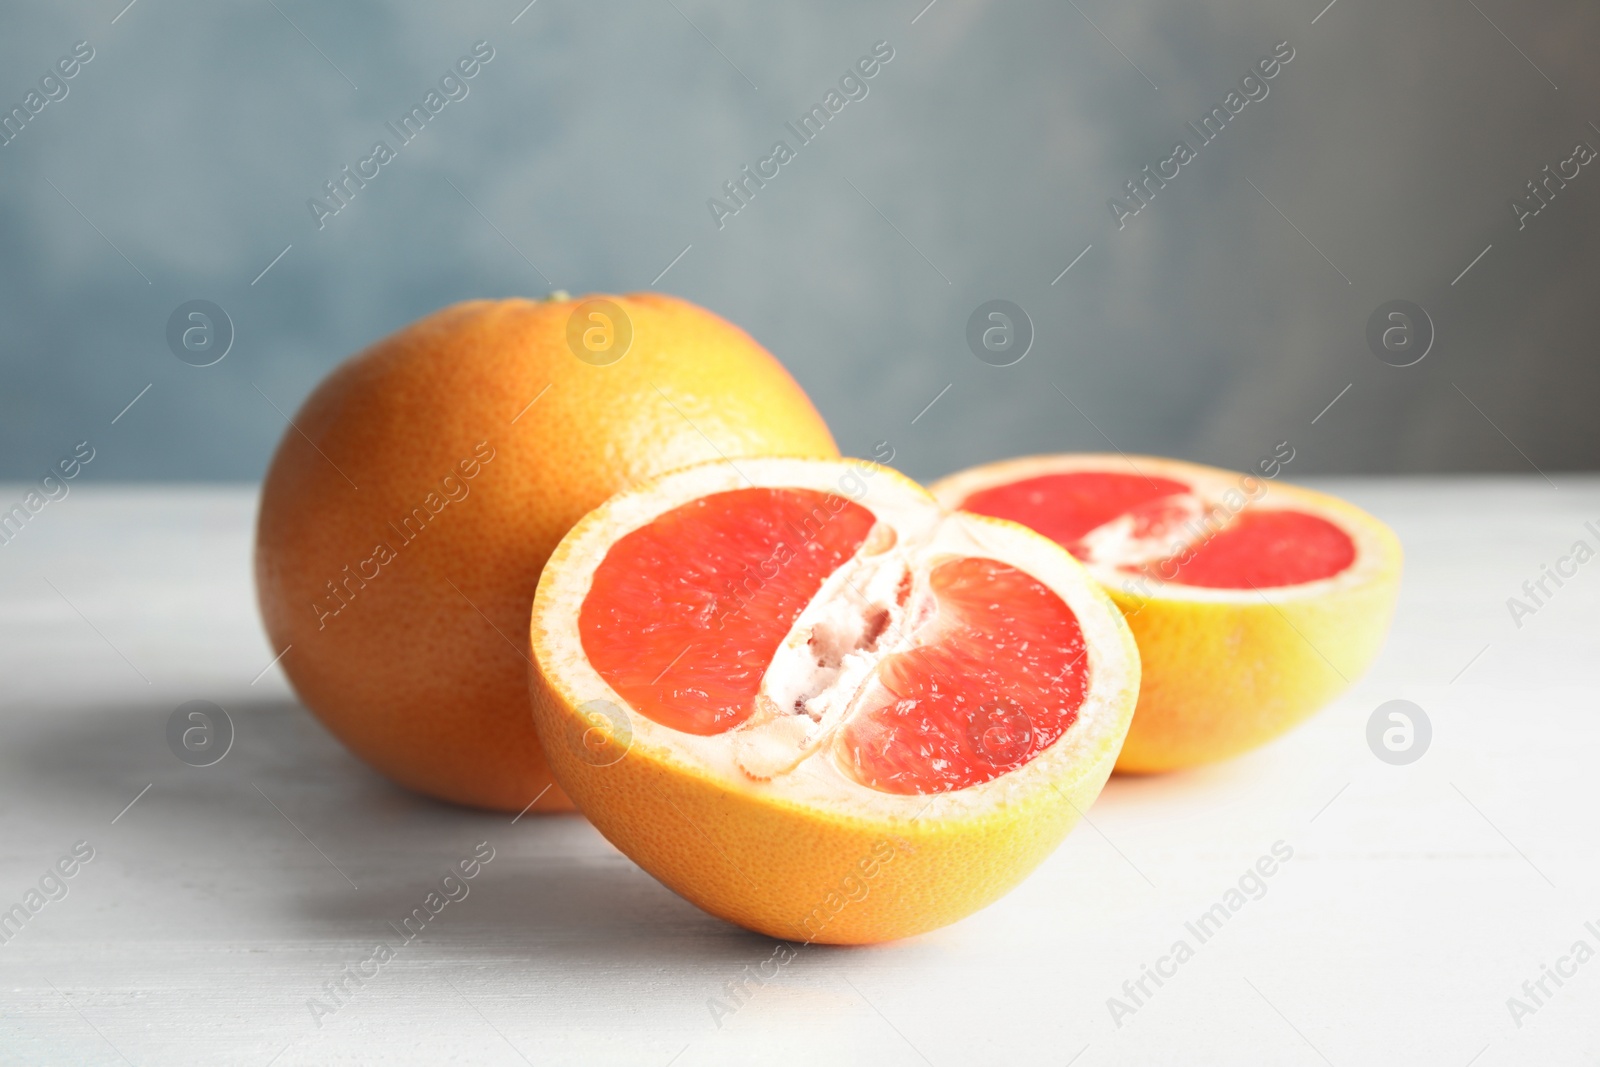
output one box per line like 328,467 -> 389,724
931,454 -> 1402,773
529,457 -> 1140,943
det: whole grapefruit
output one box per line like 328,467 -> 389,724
255,293 -> 839,812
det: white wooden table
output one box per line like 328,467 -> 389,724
0,479 -> 1595,1066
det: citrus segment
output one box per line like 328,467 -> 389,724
960,471 -> 1188,550
1148,508 -> 1356,589
579,488 -> 876,735
529,458 -> 1141,943
842,557 -> 1089,795
931,454 -> 1401,773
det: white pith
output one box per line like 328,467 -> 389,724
739,516 -> 932,782
930,453 -> 1399,605
531,457 -> 1140,818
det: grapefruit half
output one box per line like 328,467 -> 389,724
528,458 -> 1139,943
931,454 -> 1401,773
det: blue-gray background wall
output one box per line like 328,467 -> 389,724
2,0 -> 1596,484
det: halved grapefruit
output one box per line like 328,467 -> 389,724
528,457 -> 1139,943
931,454 -> 1401,773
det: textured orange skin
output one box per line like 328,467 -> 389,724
255,294 -> 839,812
932,457 -> 1402,773
525,698 -> 1105,944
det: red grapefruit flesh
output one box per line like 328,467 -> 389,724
841,557 -> 1089,795
961,472 -> 1190,550
956,470 -> 1356,588
579,487 -> 1090,793
1150,508 -> 1357,588
580,488 -> 877,735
